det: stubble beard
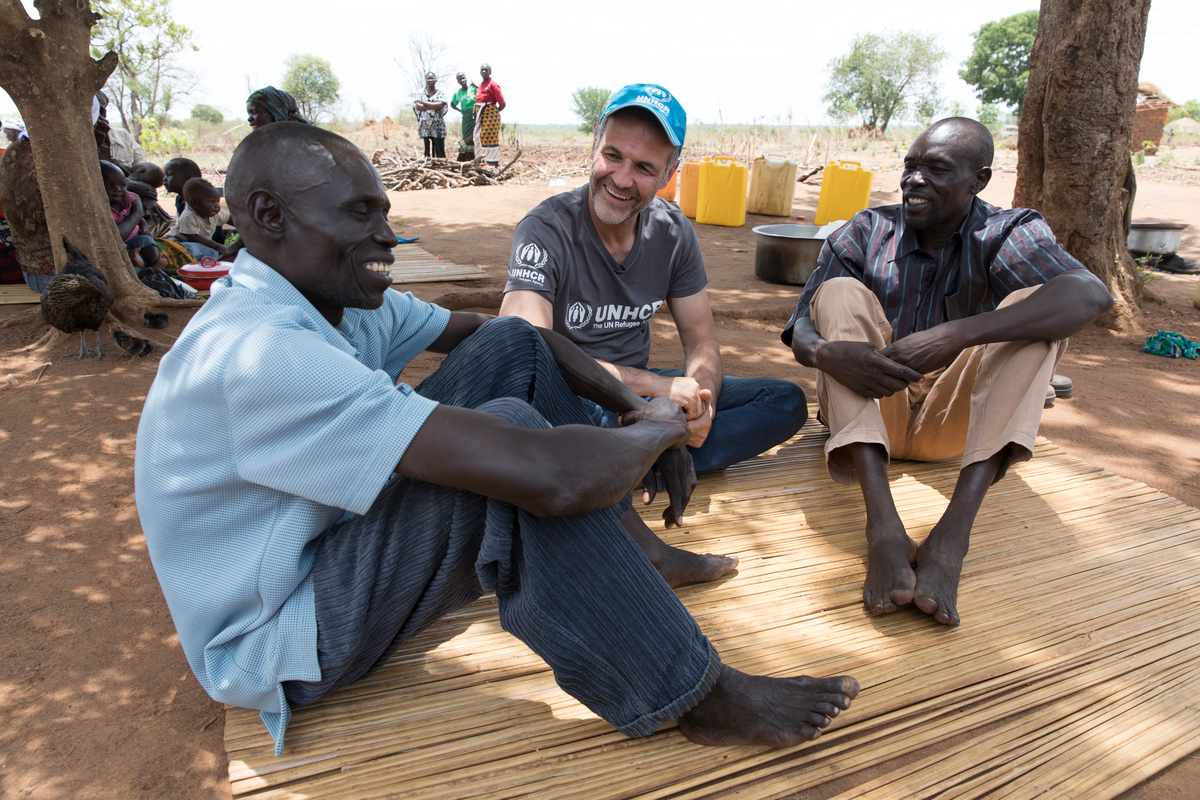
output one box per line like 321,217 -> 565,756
590,173 -> 652,227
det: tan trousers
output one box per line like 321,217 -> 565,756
809,277 -> 1065,485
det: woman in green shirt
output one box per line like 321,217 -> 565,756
450,72 -> 477,162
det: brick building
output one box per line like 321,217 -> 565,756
1133,82 -> 1178,155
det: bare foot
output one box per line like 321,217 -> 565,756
863,518 -> 918,615
913,537 -> 966,626
679,665 -> 860,747
621,508 -> 738,588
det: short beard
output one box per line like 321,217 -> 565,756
590,174 -> 653,226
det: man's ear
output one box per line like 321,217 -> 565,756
246,189 -> 286,241
971,166 -> 993,196
659,162 -> 679,192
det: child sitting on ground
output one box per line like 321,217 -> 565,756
126,161 -> 172,238
102,159 -> 161,268
166,178 -> 234,261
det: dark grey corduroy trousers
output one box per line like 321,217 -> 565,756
284,316 -> 722,737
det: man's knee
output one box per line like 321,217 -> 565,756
479,314 -> 539,342
809,277 -> 889,342
476,397 -> 551,431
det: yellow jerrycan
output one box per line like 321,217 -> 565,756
747,154 -> 798,216
679,158 -> 708,219
696,156 -> 748,227
815,160 -> 874,225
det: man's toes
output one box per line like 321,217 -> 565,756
889,587 -> 915,606
804,711 -> 833,729
914,593 -> 938,615
833,676 -> 860,701
934,606 -> 960,626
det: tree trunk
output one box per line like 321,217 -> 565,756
1014,0 -> 1151,332
0,0 -> 200,329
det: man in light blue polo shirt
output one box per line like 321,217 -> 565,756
134,123 -> 859,756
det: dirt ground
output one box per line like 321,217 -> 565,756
2,149 -> 1198,799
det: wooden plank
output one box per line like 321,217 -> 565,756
389,243 -> 488,284
224,427 -> 1200,799
0,282 -> 40,304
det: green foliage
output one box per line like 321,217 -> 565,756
138,117 -> 193,157
282,54 -> 341,123
976,103 -> 1001,127
1166,99 -> 1200,123
570,87 -> 613,134
91,0 -> 197,139
822,31 -> 947,134
190,104 -> 223,124
959,11 -> 1038,114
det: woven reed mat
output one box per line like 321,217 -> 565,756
0,283 -> 40,304
389,243 -> 488,284
224,422 -> 1200,799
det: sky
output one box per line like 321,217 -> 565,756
3,0 -> 1199,130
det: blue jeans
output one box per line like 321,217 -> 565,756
583,368 -> 808,474
285,317 -> 721,739
180,241 -> 220,261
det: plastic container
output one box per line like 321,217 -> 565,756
815,160 -> 874,225
655,169 -> 678,202
679,158 -> 707,219
696,156 -> 748,227
747,154 -> 798,216
177,257 -> 231,292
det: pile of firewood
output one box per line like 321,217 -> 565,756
370,149 -> 524,191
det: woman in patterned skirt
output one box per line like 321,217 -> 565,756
473,63 -> 506,167
412,72 -> 448,159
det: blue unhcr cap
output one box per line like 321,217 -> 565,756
600,84 -> 687,147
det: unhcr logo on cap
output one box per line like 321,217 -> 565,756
600,83 -> 687,147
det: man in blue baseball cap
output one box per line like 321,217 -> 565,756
501,83 -> 807,499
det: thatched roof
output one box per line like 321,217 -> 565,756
1137,82 -> 1179,109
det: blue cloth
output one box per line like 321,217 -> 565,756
134,250 -> 450,755
583,368 -> 807,474
125,233 -> 157,251
180,240 -> 220,261
24,271 -> 53,292
283,318 -> 721,745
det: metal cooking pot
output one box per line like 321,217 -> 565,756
1127,221 -> 1188,258
752,224 -> 827,285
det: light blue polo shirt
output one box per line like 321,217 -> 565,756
134,251 -> 450,755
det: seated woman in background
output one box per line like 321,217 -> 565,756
245,86 -> 310,130
102,160 -> 161,269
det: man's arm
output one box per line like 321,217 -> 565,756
666,290 -> 723,448
791,313 -> 923,400
398,396 -> 689,517
881,270 -> 1113,375
499,289 -> 713,420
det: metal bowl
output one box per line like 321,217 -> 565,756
1127,222 -> 1188,258
752,224 -> 827,285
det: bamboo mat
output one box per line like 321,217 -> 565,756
224,420 -> 1200,799
0,282 -> 40,304
389,243 -> 488,284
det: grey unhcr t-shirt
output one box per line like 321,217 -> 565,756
504,185 -> 708,368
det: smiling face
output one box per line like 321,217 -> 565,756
246,101 -> 274,130
273,148 -> 397,325
900,124 -> 990,242
188,187 -> 223,218
588,112 -> 674,228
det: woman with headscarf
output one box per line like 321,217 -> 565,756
449,72 -> 477,162
245,86 -> 310,130
412,72 -> 448,159
473,63 -> 506,167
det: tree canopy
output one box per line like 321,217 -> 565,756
281,54 -> 341,123
822,31 -> 946,134
959,11 -> 1039,114
90,0 -> 196,137
190,104 -> 223,123
571,87 -> 613,134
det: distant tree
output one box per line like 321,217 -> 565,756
90,0 -> 197,138
281,54 -> 341,123
959,11 -> 1038,115
1165,99 -> 1200,123
976,103 -> 1001,128
571,87 -> 613,134
190,104 -> 223,123
393,30 -> 452,96
823,31 -> 946,134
